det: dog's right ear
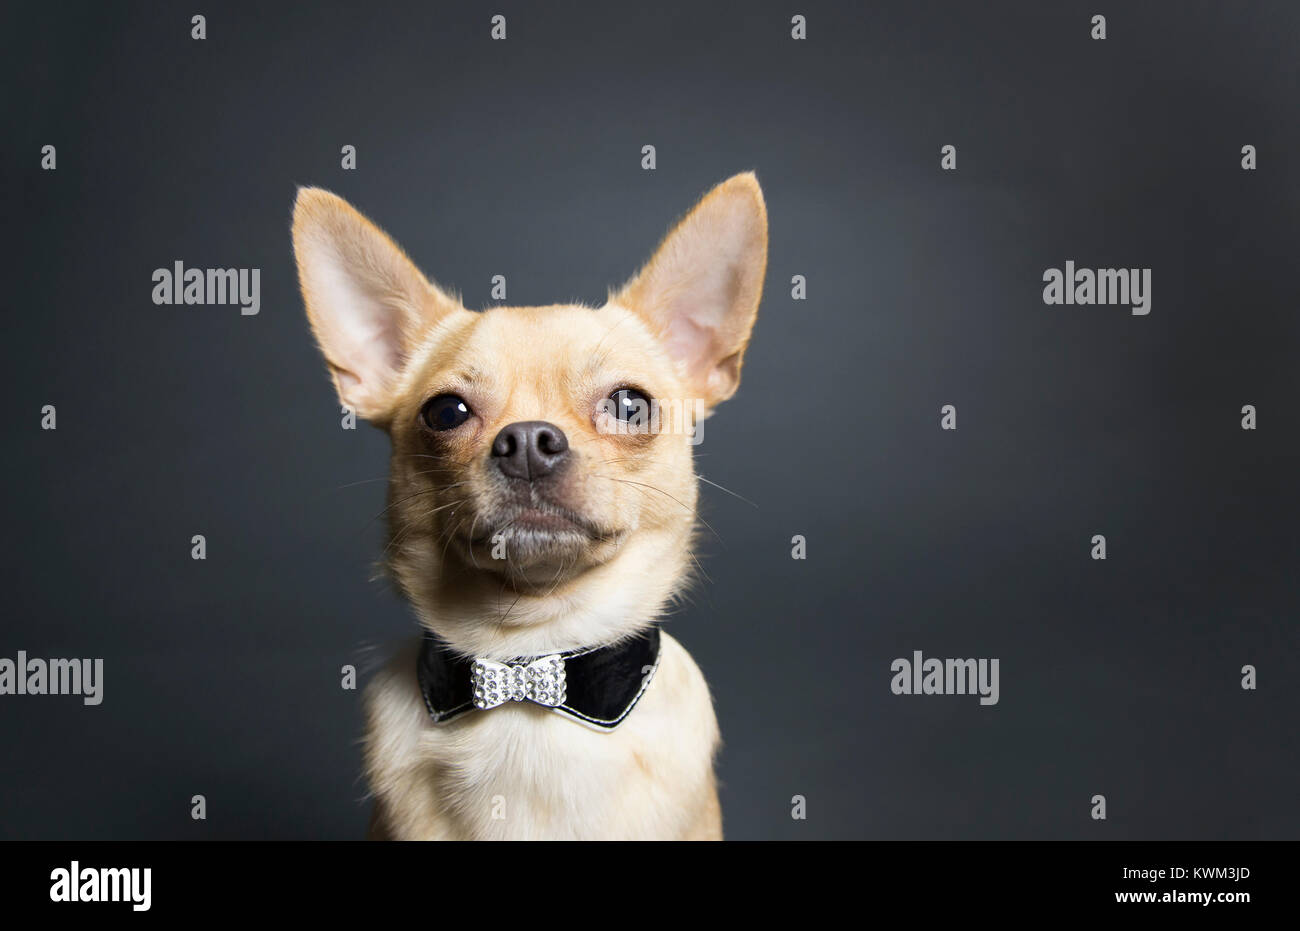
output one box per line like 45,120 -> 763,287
292,188 -> 463,421
612,173 -> 767,409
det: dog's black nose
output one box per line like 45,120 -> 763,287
491,421 -> 570,481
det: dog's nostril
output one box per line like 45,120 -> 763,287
536,427 -> 567,456
491,431 -> 518,459
491,421 -> 569,481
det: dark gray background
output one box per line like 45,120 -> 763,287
4,0 -> 1298,840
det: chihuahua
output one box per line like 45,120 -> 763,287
292,173 -> 767,840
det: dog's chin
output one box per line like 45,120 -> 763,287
458,505 -> 625,582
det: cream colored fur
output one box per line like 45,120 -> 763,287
292,173 -> 767,840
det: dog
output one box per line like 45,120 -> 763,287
291,173 -> 767,840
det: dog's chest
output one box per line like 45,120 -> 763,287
433,708 -> 649,840
366,632 -> 718,840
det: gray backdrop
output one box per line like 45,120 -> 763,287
4,0 -> 1298,839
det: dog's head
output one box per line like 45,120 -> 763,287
292,175 -> 766,655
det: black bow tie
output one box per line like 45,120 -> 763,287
416,626 -> 661,731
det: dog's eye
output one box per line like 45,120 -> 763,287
608,387 -> 651,423
421,394 -> 472,431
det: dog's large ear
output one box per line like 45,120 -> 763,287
613,172 -> 767,408
292,188 -> 463,421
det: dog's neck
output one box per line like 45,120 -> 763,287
395,529 -> 692,660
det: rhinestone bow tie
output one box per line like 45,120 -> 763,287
471,654 -> 567,711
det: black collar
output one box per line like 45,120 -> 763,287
416,626 -> 661,731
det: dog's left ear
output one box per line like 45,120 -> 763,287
292,187 -> 465,422
613,172 -> 767,408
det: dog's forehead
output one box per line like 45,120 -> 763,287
414,303 -> 666,389
475,303 -> 613,353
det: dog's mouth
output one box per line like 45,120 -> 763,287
466,504 -> 623,551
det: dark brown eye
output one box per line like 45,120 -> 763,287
608,387 -> 651,424
421,394 -> 472,431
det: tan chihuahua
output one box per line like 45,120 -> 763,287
292,173 -> 767,840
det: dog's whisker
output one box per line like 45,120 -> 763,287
695,475 -> 758,508
334,477 -> 393,490
495,586 -> 523,631
363,481 -> 472,533
383,498 -> 466,560
439,513 -> 467,568
336,466 -> 458,492
688,551 -> 712,586
363,489 -> 439,533
466,510 -> 485,570
387,494 -> 467,545
600,459 -> 752,507
544,550 -> 575,599
589,473 -> 723,544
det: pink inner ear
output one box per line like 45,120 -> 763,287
664,313 -> 720,381
309,249 -> 408,392
653,231 -> 753,373
613,175 -> 766,402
